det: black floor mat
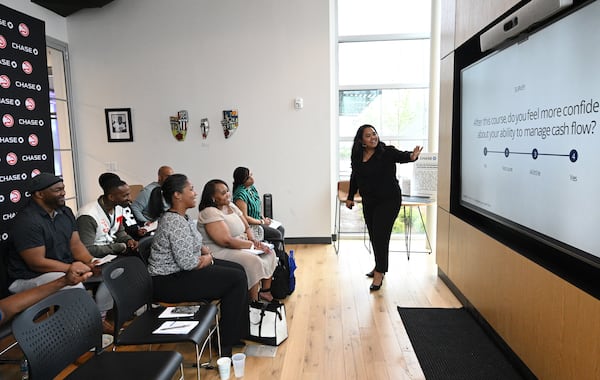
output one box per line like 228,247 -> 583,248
397,307 -> 531,380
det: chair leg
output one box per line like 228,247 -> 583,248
0,336 -> 21,364
334,198 -> 341,254
0,341 -> 18,357
215,314 -> 221,358
363,222 -> 372,253
178,362 -> 185,380
198,306 -> 221,370
0,339 -> 20,365
195,344 -> 201,380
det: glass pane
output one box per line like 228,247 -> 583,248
339,89 -> 429,139
338,139 -> 423,191
55,150 -> 77,205
47,43 -> 78,207
47,47 -> 67,100
339,140 -> 353,180
65,198 -> 78,212
51,99 -> 71,149
339,40 -> 430,86
338,0 -> 431,36
338,204 -> 427,236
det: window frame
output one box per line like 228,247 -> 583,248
335,15 -> 431,236
47,37 -> 81,210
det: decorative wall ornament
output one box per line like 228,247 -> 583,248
170,110 -> 188,141
200,118 -> 210,139
221,110 -> 238,139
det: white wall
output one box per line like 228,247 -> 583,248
61,0 -> 332,239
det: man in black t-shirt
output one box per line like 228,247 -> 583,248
7,173 -> 113,314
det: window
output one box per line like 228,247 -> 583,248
337,1 -> 431,234
47,42 -> 79,210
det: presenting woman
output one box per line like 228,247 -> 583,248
346,124 -> 422,291
197,179 -> 277,302
147,174 -> 248,357
232,166 -> 285,243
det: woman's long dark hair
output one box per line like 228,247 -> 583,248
232,166 -> 250,191
198,179 -> 229,211
350,124 -> 385,166
148,173 -> 188,219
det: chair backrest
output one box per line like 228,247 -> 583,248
263,193 -> 273,218
129,184 -> 144,201
137,235 -> 153,265
337,181 -> 362,202
11,288 -> 102,379
337,180 -> 361,202
102,257 -> 154,334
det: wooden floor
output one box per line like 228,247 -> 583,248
0,240 -> 461,379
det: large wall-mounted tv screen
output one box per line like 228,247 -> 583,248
452,0 -> 600,296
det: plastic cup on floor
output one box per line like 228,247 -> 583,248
217,357 -> 231,379
232,352 -> 246,377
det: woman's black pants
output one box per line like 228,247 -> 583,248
151,259 -> 249,350
362,196 -> 401,273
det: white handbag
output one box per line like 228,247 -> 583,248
248,301 -> 288,346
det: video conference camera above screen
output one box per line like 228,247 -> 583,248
480,0 -> 573,52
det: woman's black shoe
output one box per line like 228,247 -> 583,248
366,270 -> 374,278
369,273 -> 384,291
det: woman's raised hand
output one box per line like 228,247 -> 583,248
410,146 -> 423,161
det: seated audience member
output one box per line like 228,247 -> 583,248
147,174 -> 248,356
1,261 -> 92,325
7,173 -> 113,328
197,179 -> 277,302
98,172 -> 149,240
232,167 -> 285,244
77,176 -> 139,257
131,165 -> 174,224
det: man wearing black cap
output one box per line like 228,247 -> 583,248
7,173 -> 114,316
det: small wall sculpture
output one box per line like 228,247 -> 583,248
221,110 -> 238,139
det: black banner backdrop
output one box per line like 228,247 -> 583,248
0,4 -> 54,247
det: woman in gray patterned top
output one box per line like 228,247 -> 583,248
147,174 -> 248,357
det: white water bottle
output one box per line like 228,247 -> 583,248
20,358 -> 29,380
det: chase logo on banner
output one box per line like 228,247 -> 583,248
0,4 -> 54,245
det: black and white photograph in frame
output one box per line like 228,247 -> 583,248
105,108 -> 133,142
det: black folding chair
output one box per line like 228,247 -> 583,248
11,288 -> 183,380
102,257 -> 219,380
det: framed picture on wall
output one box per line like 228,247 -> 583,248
105,108 -> 133,142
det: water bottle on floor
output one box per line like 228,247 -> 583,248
20,358 -> 29,380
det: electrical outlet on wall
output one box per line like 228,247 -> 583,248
105,162 -> 117,171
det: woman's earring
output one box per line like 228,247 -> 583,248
362,144 -> 367,147
212,198 -> 215,203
